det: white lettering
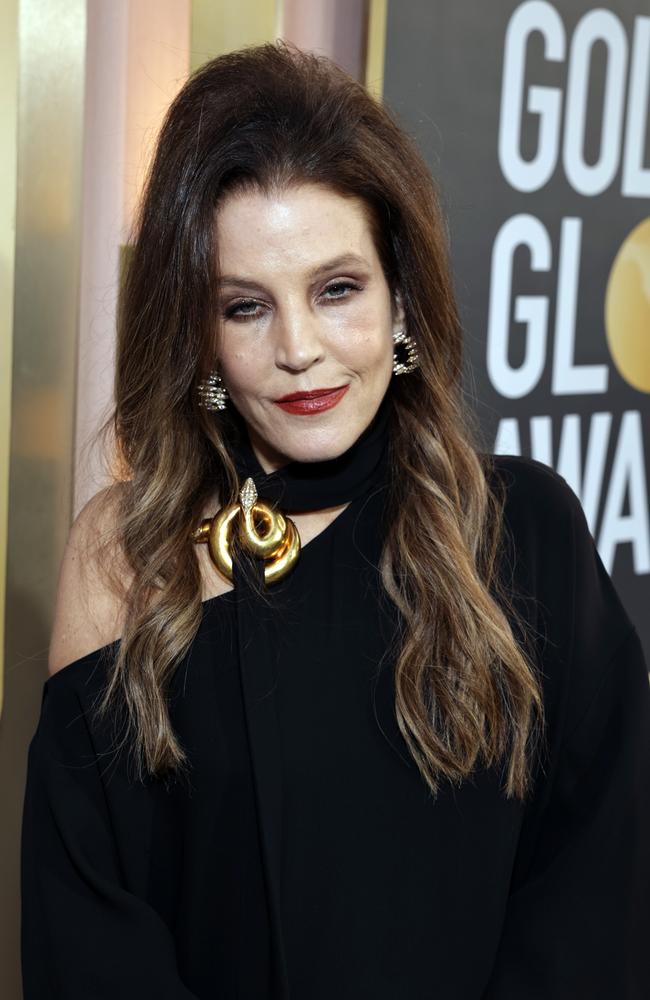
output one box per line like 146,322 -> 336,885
622,16 -> 650,197
488,214 -> 551,398
563,9 -> 628,196
599,410 -> 650,573
499,1 -> 565,192
552,217 -> 609,394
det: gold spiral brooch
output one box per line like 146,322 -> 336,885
192,477 -> 301,584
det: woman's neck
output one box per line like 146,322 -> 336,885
229,392 -> 392,514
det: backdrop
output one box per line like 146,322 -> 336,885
383,0 -> 650,653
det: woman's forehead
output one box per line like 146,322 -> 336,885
214,185 -> 378,278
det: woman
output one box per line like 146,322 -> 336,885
21,41 -> 650,999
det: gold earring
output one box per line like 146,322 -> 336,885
192,477 -> 301,584
197,369 -> 229,410
392,329 -> 419,375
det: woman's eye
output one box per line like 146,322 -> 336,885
224,299 -> 262,320
222,281 -> 361,321
322,281 -> 361,301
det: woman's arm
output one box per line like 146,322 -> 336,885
48,486 -> 131,673
21,673 -> 201,999
483,471 -> 650,999
22,488 -> 201,998
483,627 -> 650,998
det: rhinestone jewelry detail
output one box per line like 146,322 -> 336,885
197,370 -> 228,410
392,329 -> 419,375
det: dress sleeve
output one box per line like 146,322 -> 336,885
483,475 -> 650,999
20,672 -> 200,999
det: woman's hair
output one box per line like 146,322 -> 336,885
94,40 -> 545,800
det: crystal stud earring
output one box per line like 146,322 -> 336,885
197,370 -> 229,411
392,329 -> 419,375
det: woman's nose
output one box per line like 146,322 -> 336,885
273,309 -> 325,372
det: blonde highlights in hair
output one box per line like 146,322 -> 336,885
91,42 -> 545,801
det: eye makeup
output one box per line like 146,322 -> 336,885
220,279 -> 364,322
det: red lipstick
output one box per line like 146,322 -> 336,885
273,384 -> 350,415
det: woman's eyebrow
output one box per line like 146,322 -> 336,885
216,253 -> 369,289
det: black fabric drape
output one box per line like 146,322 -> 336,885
20,420 -> 650,998
230,393 -> 392,998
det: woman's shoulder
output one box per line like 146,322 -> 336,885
483,451 -> 601,585
485,451 -> 637,670
48,484 -> 131,678
485,452 -> 579,515
483,451 -> 588,554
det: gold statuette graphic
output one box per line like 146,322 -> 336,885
605,216 -> 650,394
192,477 -> 301,584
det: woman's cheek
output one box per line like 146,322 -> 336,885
222,347 -> 262,385
327,313 -> 382,353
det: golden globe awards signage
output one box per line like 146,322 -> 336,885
383,0 -> 649,651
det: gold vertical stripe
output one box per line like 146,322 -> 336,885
0,0 -> 19,718
190,0 -> 279,72
364,0 -> 388,100
2,5 -> 86,993
7,0 -> 86,687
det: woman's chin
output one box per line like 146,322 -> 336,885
261,429 -> 357,469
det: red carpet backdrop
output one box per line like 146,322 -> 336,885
383,0 -> 650,653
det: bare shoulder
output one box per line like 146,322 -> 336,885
48,484 -> 132,676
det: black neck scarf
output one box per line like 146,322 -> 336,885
225,392 -> 392,999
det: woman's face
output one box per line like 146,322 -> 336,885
213,182 -> 404,472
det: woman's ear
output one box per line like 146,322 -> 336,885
392,288 -> 406,328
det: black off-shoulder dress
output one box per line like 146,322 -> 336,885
20,442 -> 650,999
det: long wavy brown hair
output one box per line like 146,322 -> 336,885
93,40 -> 546,800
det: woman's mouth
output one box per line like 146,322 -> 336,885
273,384 -> 350,415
